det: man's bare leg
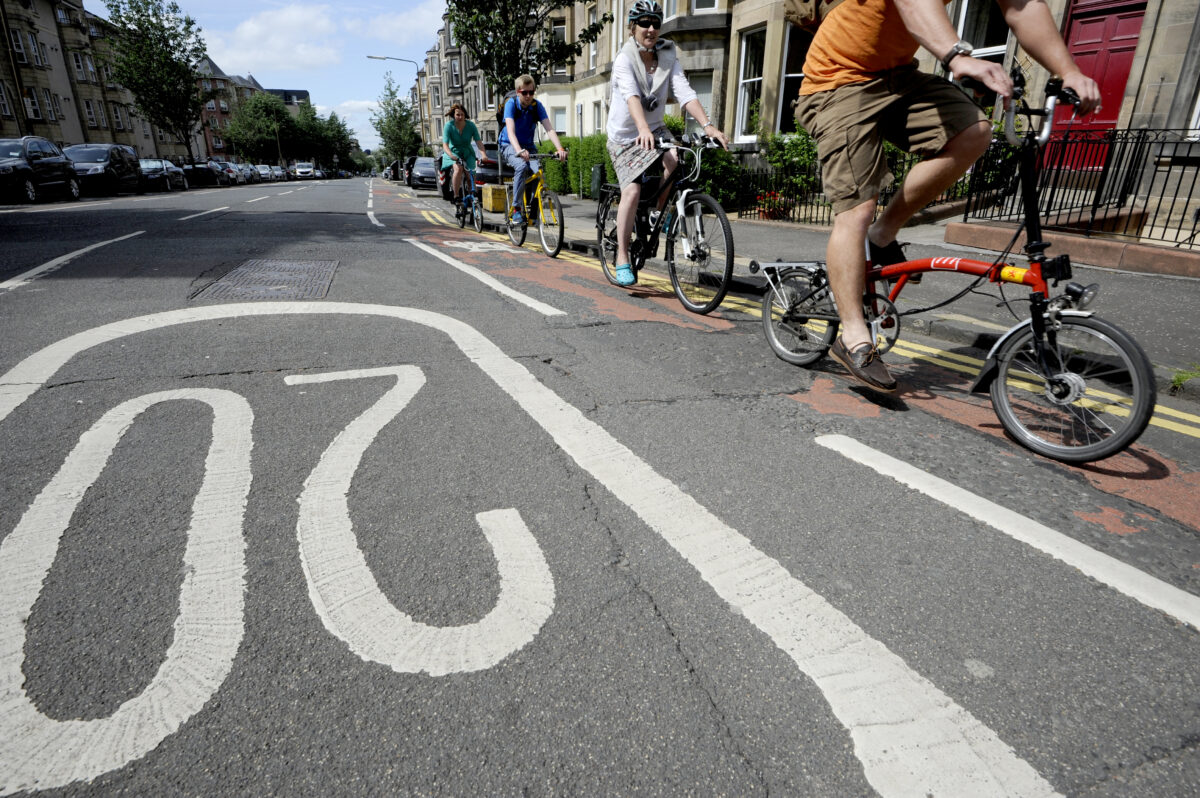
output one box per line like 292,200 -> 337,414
868,121 -> 992,247
827,198 -> 877,351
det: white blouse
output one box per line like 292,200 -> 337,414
606,45 -> 698,145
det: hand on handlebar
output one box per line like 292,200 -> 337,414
952,57 -> 1015,109
636,127 -> 656,151
555,148 -> 568,162
1060,71 -> 1101,116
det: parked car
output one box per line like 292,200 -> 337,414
63,143 -> 140,195
0,135 -> 80,203
255,164 -> 273,181
270,165 -> 285,180
215,161 -> 244,184
138,158 -> 188,192
436,157 -> 455,201
475,144 -> 502,186
314,168 -> 325,180
238,163 -> 259,183
294,162 -> 315,179
407,156 -> 439,191
182,161 -> 229,186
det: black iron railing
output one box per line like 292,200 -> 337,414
964,129 -> 1200,249
737,149 -> 972,224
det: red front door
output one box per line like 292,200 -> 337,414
1053,0 -> 1145,135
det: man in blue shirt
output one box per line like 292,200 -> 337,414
499,74 -> 567,225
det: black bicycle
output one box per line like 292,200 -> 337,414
596,134 -> 734,314
450,158 -> 484,234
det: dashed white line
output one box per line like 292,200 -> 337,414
367,212 -> 384,228
179,207 -> 229,220
816,433 -> 1200,629
246,196 -> 269,203
0,231 -> 145,291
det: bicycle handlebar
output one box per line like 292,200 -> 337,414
1001,73 -> 1083,148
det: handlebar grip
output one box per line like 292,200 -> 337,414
958,76 -> 989,95
1059,86 -> 1082,107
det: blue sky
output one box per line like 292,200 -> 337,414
84,0 -> 448,152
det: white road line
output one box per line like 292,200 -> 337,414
179,206 -> 229,220
405,238 -> 565,317
367,211 -> 384,228
0,231 -> 145,292
287,367 -> 554,676
816,434 -> 1200,629
277,190 -> 294,195
0,303 -> 1059,796
0,388 -> 252,794
25,202 -> 112,213
246,196 -> 269,203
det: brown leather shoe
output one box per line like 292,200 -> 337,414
829,337 -> 898,393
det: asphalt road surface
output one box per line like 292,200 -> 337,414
1,178 -> 1198,797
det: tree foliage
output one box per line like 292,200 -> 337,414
225,92 -> 293,164
102,0 -> 210,164
446,0 -> 611,95
370,72 -> 422,163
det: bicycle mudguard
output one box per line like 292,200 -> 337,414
968,310 -> 1094,394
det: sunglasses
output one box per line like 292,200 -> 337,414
635,16 -> 661,29
519,89 -> 536,96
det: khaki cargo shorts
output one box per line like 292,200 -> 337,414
794,64 -> 986,214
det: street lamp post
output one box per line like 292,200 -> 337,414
367,55 -> 423,166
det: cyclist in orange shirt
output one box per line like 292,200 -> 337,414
794,0 -> 1099,393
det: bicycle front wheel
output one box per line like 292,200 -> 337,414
538,190 -> 564,258
989,315 -> 1155,463
457,199 -> 467,229
472,198 -> 483,233
668,193 -> 734,314
761,268 -> 838,366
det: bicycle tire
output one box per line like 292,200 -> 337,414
538,190 -> 565,258
596,188 -> 623,285
457,199 -> 467,229
472,198 -> 483,233
667,193 -> 734,314
988,314 -> 1155,463
761,268 -> 839,366
507,212 -> 526,247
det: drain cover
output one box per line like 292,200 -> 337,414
194,259 -> 339,300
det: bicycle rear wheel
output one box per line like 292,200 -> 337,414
538,190 -> 564,257
668,193 -> 734,314
457,198 -> 467,229
989,315 -> 1155,463
596,188 -> 623,285
761,268 -> 838,366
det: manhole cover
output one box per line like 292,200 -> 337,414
194,259 -> 339,301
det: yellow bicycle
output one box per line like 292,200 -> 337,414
504,153 -> 565,258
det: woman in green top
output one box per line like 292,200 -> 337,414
441,103 -> 483,203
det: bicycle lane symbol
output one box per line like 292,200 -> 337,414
0,302 -> 1054,797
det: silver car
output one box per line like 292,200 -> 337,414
294,162 -> 315,179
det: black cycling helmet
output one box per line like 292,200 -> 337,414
627,0 -> 663,24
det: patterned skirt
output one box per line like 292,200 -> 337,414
607,128 -> 671,189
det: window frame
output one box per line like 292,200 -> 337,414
84,98 -> 97,126
0,83 -> 13,117
735,27 -> 767,143
44,88 -> 56,120
11,31 -> 28,65
23,88 -> 43,120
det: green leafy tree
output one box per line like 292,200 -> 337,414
371,72 -> 422,163
103,0 -> 211,164
446,0 -> 611,98
226,92 -> 294,164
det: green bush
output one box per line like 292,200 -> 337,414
695,147 -> 747,209
538,133 -> 614,198
761,129 -> 820,195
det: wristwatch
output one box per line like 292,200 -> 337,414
940,40 -> 974,72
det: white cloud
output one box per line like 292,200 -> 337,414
343,0 -> 446,46
206,4 -> 343,74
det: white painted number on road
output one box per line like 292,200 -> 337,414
442,241 -> 512,254
287,366 -> 554,676
0,389 -> 252,796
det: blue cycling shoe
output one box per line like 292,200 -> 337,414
511,209 -> 524,226
614,263 -> 636,286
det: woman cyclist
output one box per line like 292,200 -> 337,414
441,103 -> 483,206
605,0 -> 728,287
